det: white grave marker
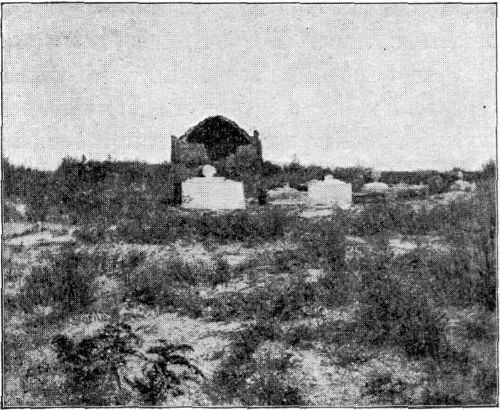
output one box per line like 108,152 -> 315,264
181,165 -> 245,210
308,175 -> 352,208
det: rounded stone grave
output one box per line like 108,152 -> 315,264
202,164 -> 217,178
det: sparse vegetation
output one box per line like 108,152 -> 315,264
3,158 -> 496,406
19,244 -> 99,317
208,321 -> 305,405
44,323 -> 202,405
75,206 -> 297,245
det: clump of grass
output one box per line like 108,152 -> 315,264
124,260 -> 205,316
208,275 -> 320,322
419,354 -> 497,406
316,267 -> 354,308
299,214 -> 348,270
3,202 -> 26,222
392,242 -> 495,311
208,321 -> 282,402
239,342 -> 305,406
358,264 -> 446,360
74,219 -> 108,242
282,323 -> 318,349
19,244 -> 98,317
268,249 -> 311,274
328,343 -> 372,368
208,321 -> 305,406
362,369 -> 410,405
205,257 -> 232,288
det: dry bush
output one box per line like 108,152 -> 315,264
19,244 -> 99,317
124,260 -> 204,317
208,274 -> 320,322
298,214 -> 348,270
355,248 -> 447,359
208,321 -> 305,406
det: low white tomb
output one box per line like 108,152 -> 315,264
181,165 -> 245,210
362,182 -> 390,193
308,175 -> 352,208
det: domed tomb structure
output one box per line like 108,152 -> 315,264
181,164 -> 245,210
171,116 -> 263,170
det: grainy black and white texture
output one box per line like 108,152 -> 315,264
2,3 -> 497,407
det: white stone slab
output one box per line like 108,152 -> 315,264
308,179 -> 352,208
182,177 -> 245,210
362,182 -> 390,192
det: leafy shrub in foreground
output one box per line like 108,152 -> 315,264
128,340 -> 204,405
50,323 -> 202,405
360,342 -> 496,405
52,323 -> 140,405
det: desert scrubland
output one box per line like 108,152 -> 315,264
2,158 -> 497,406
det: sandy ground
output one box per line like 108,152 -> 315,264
3,222 -> 37,237
389,235 -> 448,256
3,190 -> 487,406
3,222 -> 76,246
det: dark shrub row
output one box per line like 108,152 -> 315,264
6,155 -> 492,223
76,206 -> 297,245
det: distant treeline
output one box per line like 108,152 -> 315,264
380,169 -> 484,187
2,156 -> 495,223
3,157 -> 194,222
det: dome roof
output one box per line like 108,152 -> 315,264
180,116 -> 256,161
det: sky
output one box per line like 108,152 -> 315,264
2,3 -> 496,171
